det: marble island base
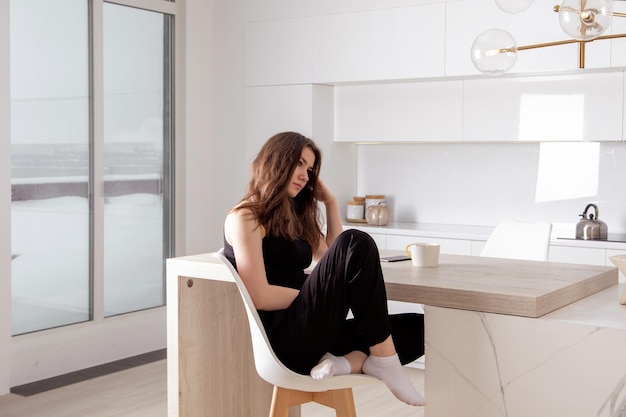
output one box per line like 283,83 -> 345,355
424,284 -> 626,417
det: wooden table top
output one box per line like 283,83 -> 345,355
380,251 -> 618,318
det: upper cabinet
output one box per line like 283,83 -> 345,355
245,4 -> 446,86
463,71 -> 624,142
245,1 -> 626,85
335,80 -> 463,142
311,5 -> 445,83
244,1 -> 626,143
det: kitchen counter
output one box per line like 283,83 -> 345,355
379,251 -> 617,317
345,221 -> 626,250
345,220 -> 494,240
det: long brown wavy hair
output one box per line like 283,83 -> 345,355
235,132 -> 323,249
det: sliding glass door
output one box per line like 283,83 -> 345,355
10,0 -> 174,334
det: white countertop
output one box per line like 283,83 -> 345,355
344,221 -> 626,250
542,283 -> 626,330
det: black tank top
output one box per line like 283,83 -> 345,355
223,234 -> 313,290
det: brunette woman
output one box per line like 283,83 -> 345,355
223,131 -> 425,406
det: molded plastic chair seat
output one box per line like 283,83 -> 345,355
480,220 -> 553,261
213,251 -> 381,417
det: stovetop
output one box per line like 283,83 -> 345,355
557,233 -> 626,243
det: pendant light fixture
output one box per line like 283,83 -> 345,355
471,0 -> 626,74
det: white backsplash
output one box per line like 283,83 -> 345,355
356,142 -> 626,234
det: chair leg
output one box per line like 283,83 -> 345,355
269,386 -> 291,417
269,386 -> 312,417
270,386 -> 357,417
331,389 -> 357,417
312,388 -> 357,417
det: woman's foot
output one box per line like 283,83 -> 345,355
310,353 -> 351,380
362,354 -> 426,406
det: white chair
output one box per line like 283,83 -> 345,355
480,220 -> 553,261
213,251 -> 381,417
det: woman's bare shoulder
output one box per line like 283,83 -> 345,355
225,205 -> 263,240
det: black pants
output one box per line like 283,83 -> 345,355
261,229 -> 425,375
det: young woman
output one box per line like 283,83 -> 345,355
223,131 -> 425,406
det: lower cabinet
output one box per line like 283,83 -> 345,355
385,235 -> 472,256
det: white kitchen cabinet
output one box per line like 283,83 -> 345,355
312,5 -> 446,83
463,72 -> 624,142
244,4 -> 446,86
386,234 -> 472,256
366,232 -> 387,250
334,81 -> 463,142
548,245 -> 607,266
471,240 -> 486,256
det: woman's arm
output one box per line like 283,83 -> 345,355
312,179 -> 343,262
224,208 -> 299,311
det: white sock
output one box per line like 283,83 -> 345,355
310,353 -> 351,380
362,354 -> 426,406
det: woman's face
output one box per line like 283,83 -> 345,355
288,146 -> 315,198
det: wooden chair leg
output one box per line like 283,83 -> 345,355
331,389 -> 357,417
269,386 -> 291,417
270,386 -> 313,417
312,388 -> 357,417
270,386 -> 357,417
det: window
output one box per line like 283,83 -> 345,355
10,0 -> 174,334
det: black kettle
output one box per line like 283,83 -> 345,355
576,203 -> 608,240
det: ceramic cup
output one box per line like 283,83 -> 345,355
405,243 -> 440,267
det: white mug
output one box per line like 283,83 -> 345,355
405,243 -> 440,267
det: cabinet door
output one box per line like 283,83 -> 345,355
386,235 -> 472,256
343,226 -> 388,250
463,72 -> 623,142
313,4 -> 445,83
335,81 -> 463,142
548,245 -> 606,265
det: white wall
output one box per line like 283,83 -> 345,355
357,142 -> 626,234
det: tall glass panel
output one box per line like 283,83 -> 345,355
10,0 -> 90,334
103,4 -> 173,316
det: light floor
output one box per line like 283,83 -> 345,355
0,360 -> 425,417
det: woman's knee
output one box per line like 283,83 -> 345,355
336,229 -> 377,252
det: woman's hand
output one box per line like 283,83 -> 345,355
312,179 -> 343,262
314,178 -> 337,205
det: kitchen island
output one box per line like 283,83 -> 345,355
166,252 -> 622,417
425,283 -> 626,417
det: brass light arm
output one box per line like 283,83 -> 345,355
515,32 -> 626,51
497,32 -> 626,68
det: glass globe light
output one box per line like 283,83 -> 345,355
495,0 -> 535,14
471,29 -> 518,75
558,0 -> 613,40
